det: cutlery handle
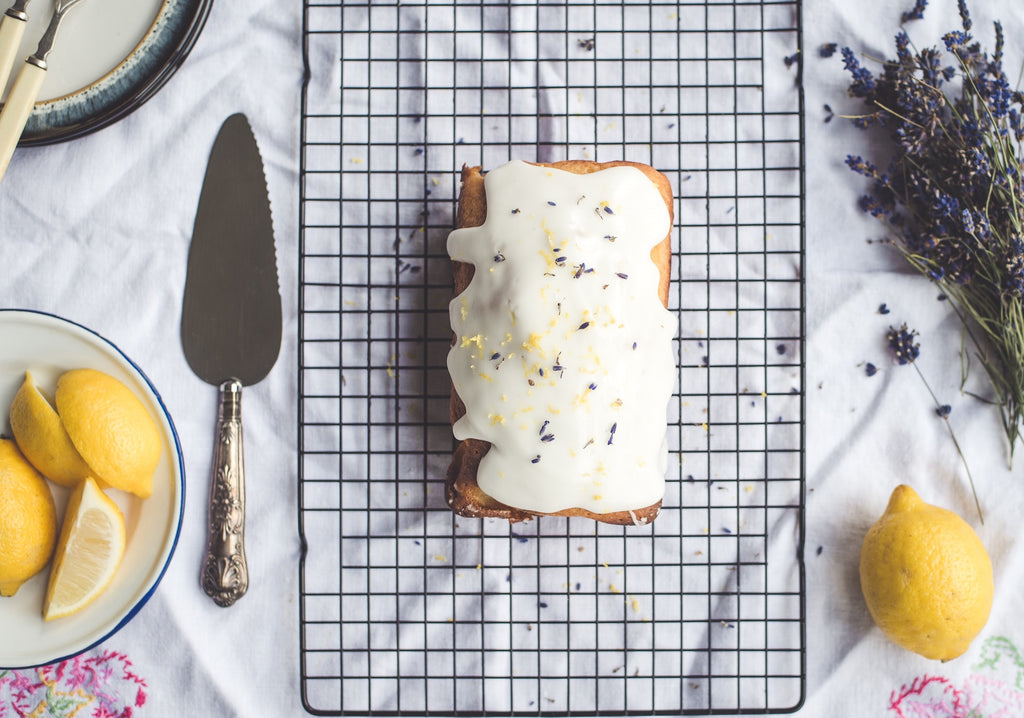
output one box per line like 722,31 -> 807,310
0,10 -> 28,98
201,379 -> 249,607
0,58 -> 44,182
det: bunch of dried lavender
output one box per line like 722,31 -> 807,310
841,0 -> 1024,465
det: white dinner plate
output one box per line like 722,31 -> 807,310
4,0 -> 211,145
0,309 -> 184,669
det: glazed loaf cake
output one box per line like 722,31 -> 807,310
445,160 -> 675,524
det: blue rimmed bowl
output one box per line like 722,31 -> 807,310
0,309 -> 185,669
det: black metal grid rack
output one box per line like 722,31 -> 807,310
299,0 -> 806,714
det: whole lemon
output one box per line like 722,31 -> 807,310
860,484 -> 993,661
55,369 -> 162,499
0,438 -> 58,597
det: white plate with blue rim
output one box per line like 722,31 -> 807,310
0,309 -> 184,669
4,0 -> 210,145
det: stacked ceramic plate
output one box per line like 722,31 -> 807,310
5,0 -> 211,145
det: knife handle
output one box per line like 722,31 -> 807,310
0,9 -> 28,99
0,57 -> 44,182
201,379 -> 249,607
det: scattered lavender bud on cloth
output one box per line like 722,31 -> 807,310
886,323 -> 982,523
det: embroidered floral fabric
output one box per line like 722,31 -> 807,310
0,652 -> 146,717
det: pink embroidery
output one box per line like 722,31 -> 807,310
0,650 -> 147,717
889,637 -> 1024,717
889,674 -> 971,717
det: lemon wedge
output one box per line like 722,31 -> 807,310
9,370 -> 94,488
43,477 -> 126,621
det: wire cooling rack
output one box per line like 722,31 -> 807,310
299,1 -> 805,714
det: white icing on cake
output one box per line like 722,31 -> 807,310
447,160 -> 676,515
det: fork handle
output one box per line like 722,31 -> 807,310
0,58 -> 44,181
0,9 -> 28,99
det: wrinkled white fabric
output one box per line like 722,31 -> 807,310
805,1 -> 1024,715
0,1 -> 303,716
3,0 -> 1024,715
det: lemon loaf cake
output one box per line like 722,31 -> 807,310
446,160 -> 675,524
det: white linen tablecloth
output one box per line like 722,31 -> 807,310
802,1 -> 1024,715
0,0 -> 305,715
4,0 -> 1024,715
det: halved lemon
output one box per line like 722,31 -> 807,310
0,438 -> 58,597
43,477 -> 126,621
9,370 -> 94,488
55,368 -> 162,499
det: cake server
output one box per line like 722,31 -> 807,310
181,113 -> 282,607
0,0 -> 86,181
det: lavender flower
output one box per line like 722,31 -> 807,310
943,31 -> 971,54
841,47 -> 876,98
839,0 -> 1024,464
887,324 -> 920,365
961,209 -> 975,235
901,0 -> 927,23
956,0 -> 971,31
993,20 -> 1004,65
846,155 -> 879,177
916,47 -> 945,88
1009,109 -> 1023,141
983,74 -> 1012,119
929,191 -> 959,220
893,32 -> 909,60
1004,238 -> 1024,297
885,323 -> 982,522
859,194 -> 890,218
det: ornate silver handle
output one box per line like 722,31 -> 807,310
201,379 -> 248,606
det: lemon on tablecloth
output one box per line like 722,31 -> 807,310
9,370 -> 94,488
56,369 -> 161,499
0,438 -> 58,597
44,477 -> 126,620
860,484 -> 993,661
